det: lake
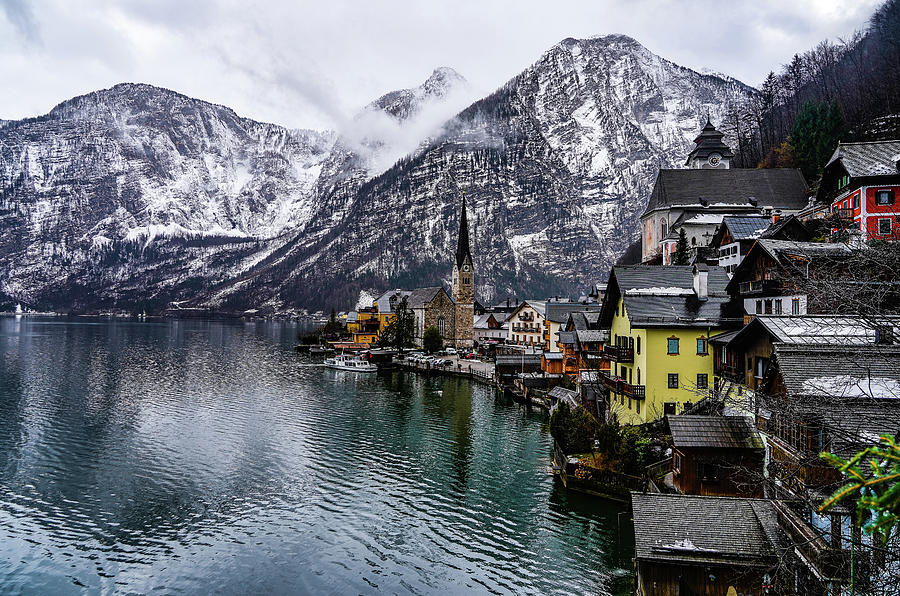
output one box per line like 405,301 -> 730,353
0,316 -> 633,594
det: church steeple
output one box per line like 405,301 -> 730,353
686,115 -> 734,169
455,195 -> 472,269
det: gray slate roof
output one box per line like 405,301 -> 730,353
605,265 -> 740,328
722,216 -> 772,241
668,415 -> 764,450
575,329 -> 607,343
643,168 -> 810,217
751,315 -> 900,346
545,302 -> 602,324
825,140 -> 900,177
407,286 -> 446,309
768,344 -> 900,453
755,239 -> 852,263
558,331 -> 576,345
632,493 -> 780,566
374,289 -> 410,313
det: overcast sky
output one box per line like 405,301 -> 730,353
0,0 -> 882,131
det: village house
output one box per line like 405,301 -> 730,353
631,492 -> 781,596
641,118 -> 811,265
347,307 -> 381,345
817,139 -> 900,242
725,239 -> 852,318
598,264 -> 742,424
473,312 -> 508,347
507,300 -> 546,347
543,301 -> 602,352
709,214 -> 811,276
666,415 -> 765,498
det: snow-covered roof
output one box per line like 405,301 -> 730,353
825,140 -> 900,177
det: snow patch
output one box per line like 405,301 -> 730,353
801,375 -> 900,399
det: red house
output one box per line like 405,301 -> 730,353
818,140 -> 900,242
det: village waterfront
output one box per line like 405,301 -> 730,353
0,316 -> 634,595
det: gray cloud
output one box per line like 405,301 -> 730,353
0,0 -> 883,129
0,0 -> 38,41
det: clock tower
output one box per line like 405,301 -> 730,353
686,115 -> 733,169
451,196 -> 474,348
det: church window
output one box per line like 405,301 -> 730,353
691,237 -> 696,246
661,221 -> 668,238
438,317 -> 446,336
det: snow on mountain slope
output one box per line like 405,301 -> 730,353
0,35 -> 756,312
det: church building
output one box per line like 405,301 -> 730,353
451,197 -> 475,348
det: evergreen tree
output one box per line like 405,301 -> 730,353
422,326 -> 443,353
791,99 -> 845,180
673,229 -> 690,265
377,297 -> 415,350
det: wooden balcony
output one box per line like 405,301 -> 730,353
767,434 -> 841,495
603,345 -> 634,363
599,372 -> 645,399
738,279 -> 783,296
830,207 -> 856,222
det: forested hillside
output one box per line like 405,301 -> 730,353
722,0 -> 900,181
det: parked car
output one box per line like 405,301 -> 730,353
445,347 -> 457,355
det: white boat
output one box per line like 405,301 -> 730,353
324,353 -> 378,372
14,304 -> 23,317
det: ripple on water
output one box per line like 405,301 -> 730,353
0,317 -> 633,595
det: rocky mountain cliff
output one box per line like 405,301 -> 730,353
0,35 -> 755,313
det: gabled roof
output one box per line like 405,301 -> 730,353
759,214 -> 810,241
558,330 -> 576,345
632,493 -> 780,566
474,313 -> 500,329
567,311 -> 602,331
765,344 -> 900,453
510,300 -> 546,318
685,117 -> 734,165
407,286 -> 446,309
544,302 -> 601,324
668,415 -> 763,450
374,289 -> 410,313
602,265 -> 740,329
744,315 -> 900,346
575,329 -> 607,344
726,240 -> 853,293
824,140 -> 900,178
643,168 -> 810,217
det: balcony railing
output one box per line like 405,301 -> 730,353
738,279 -> 783,296
603,345 -> 634,363
830,207 -> 855,222
773,500 -> 857,582
599,372 -> 645,399
767,434 -> 841,494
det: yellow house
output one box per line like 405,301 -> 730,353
348,307 -> 381,345
599,264 -> 742,424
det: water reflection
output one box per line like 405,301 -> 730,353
0,316 -> 632,594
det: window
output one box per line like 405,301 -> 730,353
667,338 -> 679,355
674,452 -> 682,474
700,463 -> 721,483
876,190 -> 895,205
852,195 -> 859,209
696,338 -> 707,355
437,316 -> 446,336
774,299 -> 783,315
879,218 -> 892,235
764,299 -> 773,314
697,374 -> 708,389
628,397 -> 632,409
661,220 -> 668,238
636,336 -> 641,354
636,400 -> 640,414
691,237 -> 696,246
792,298 -> 800,315
756,300 -> 763,314
664,402 -> 677,415
668,373 -> 679,389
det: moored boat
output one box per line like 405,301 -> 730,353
324,353 -> 377,372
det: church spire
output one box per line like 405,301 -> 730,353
455,195 -> 471,268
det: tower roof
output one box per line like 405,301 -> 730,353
455,196 -> 472,268
686,116 -> 734,165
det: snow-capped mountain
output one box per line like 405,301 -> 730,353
0,35 -> 756,313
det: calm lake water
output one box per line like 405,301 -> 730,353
0,316 -> 633,595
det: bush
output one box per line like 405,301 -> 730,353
549,402 -> 599,454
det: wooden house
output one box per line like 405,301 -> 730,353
632,493 -> 780,596
667,415 -> 765,497
725,239 -> 852,317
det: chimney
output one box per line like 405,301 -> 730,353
692,264 -> 708,300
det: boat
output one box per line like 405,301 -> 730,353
324,353 -> 378,372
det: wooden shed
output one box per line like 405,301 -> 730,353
667,415 -> 765,498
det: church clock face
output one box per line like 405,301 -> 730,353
463,265 -> 469,272
708,153 -> 722,167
